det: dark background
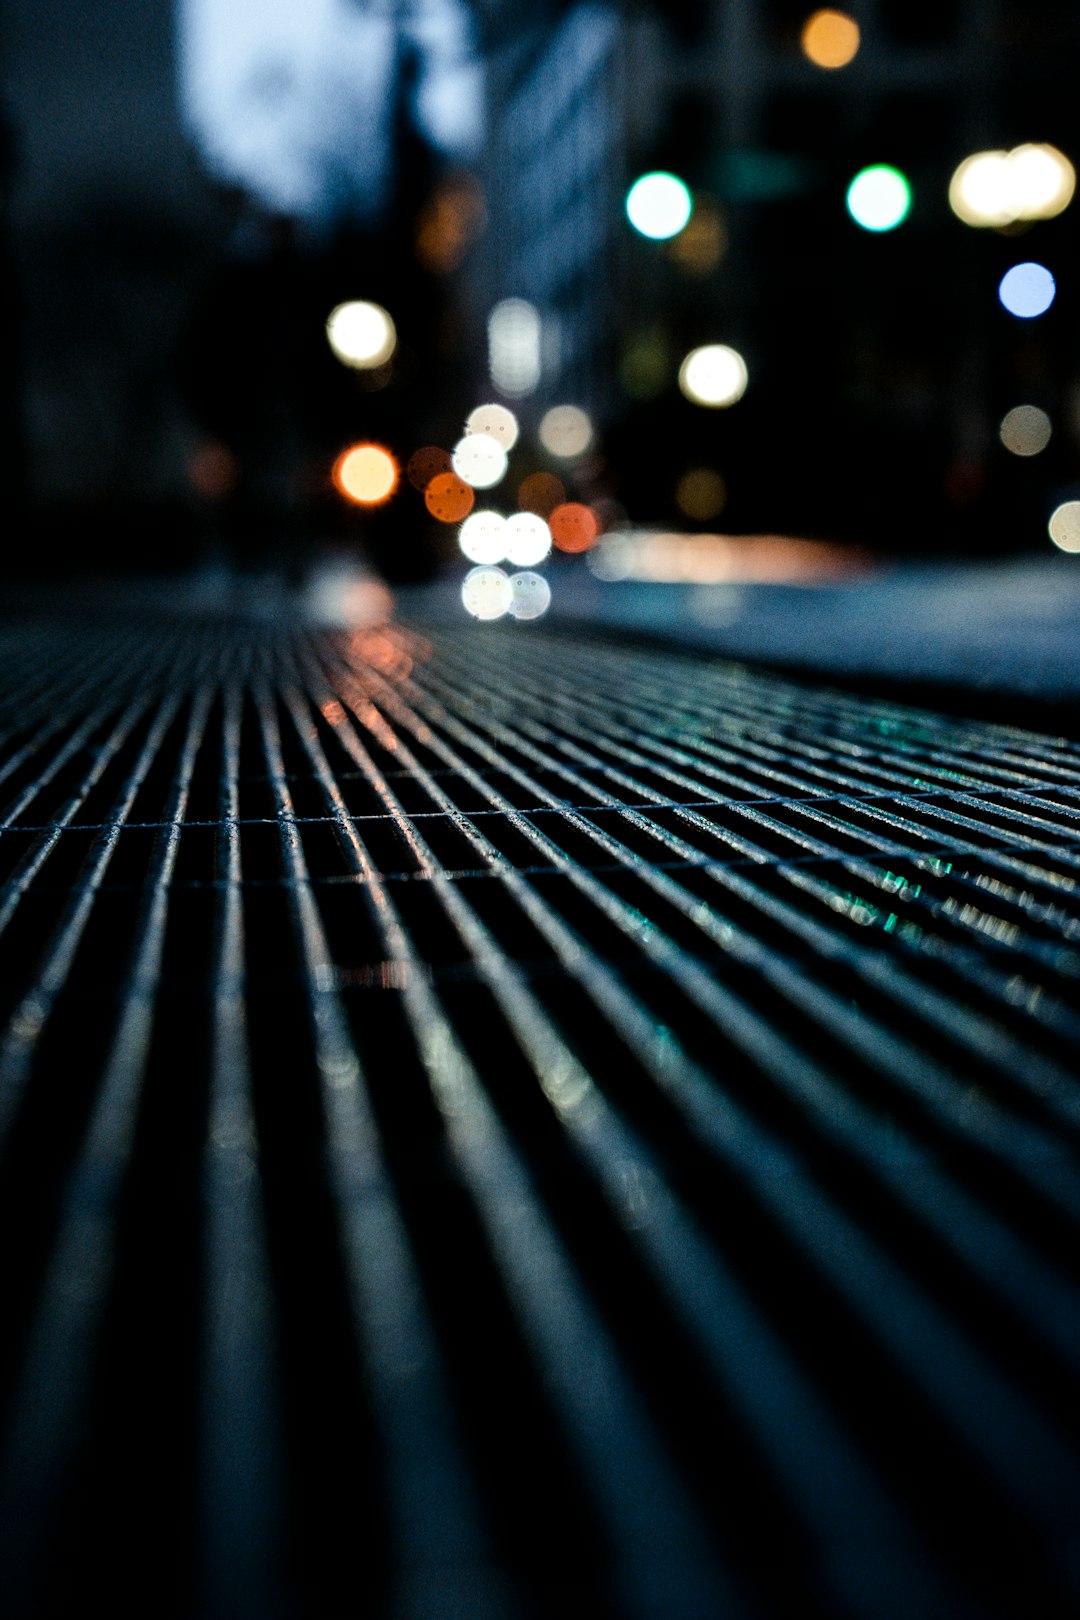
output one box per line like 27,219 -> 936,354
3,0 -> 1080,581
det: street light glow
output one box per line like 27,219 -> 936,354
626,172 -> 693,240
846,165 -> 911,231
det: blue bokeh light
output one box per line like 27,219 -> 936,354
998,262 -> 1056,318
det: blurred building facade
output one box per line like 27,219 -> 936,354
3,0 -> 1080,568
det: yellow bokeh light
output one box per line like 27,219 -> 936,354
676,468 -> 728,521
801,9 -> 860,69
326,302 -> 397,369
949,145 -> 1076,227
668,198 -> 727,275
333,444 -> 399,504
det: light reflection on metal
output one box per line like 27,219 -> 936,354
587,531 -> 872,584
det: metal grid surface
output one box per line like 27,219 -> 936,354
1,611 -> 1080,1619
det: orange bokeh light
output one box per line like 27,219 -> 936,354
425,471 -> 475,523
800,9 -> 860,68
415,174 -> 487,275
517,470 -> 566,517
334,443 -> 399,505
406,445 -> 453,490
188,442 -> 239,500
549,502 -> 599,553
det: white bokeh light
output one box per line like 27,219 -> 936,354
487,299 -> 542,396
625,172 -> 693,240
846,165 -> 911,231
538,405 -> 594,459
326,301 -> 397,368
465,403 -> 520,449
1049,502 -> 1080,553
458,509 -> 508,564
508,571 -> 551,620
452,433 -> 509,488
504,512 -> 552,566
949,145 -> 1075,227
678,345 -> 748,408
462,565 -> 513,619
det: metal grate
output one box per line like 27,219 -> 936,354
1,610 -> 1080,1619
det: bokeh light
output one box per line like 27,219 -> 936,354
406,445 -> 453,491
676,468 -> 728,521
415,174 -> 487,274
625,172 -> 693,240
508,571 -> 552,620
504,512 -> 552,566
1049,501 -> 1080,553
550,502 -> 599,553
466,403 -> 520,449
488,298 -> 542,397
425,471 -> 475,522
188,442 -> 238,500
517,471 -> 566,516
621,329 -> 671,400
999,405 -> 1052,457
678,345 -> 748,408
458,509 -> 508,564
667,198 -> 727,274
325,302 -> 397,369
846,165 -> 911,231
462,566 -> 513,620
800,10 -> 860,69
538,405 -> 594,459
949,145 -> 1075,227
333,444 -> 399,504
999,262 -> 1056,318
452,433 -> 509,488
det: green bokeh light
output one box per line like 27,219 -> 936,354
846,165 -> 912,232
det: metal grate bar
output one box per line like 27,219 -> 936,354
1,613 -> 1080,1617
